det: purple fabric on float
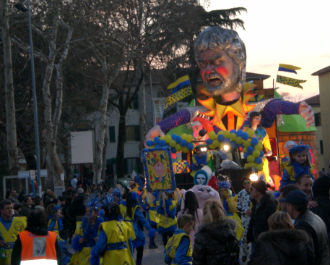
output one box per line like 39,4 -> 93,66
158,109 -> 191,133
157,99 -> 300,132
261,99 -> 300,128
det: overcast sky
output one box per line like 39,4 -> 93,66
207,0 -> 330,100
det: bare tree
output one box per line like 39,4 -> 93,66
11,1 -> 73,188
1,0 -> 19,174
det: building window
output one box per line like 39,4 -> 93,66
126,126 -> 140,141
125,158 -> 141,174
315,113 -> 321,126
131,95 -> 139,110
320,140 -> 324,155
109,126 -> 116,142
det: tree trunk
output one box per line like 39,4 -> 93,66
41,17 -> 64,189
116,111 -> 126,177
1,0 -> 19,174
93,59 -> 121,184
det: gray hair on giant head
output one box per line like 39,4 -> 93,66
194,26 -> 246,84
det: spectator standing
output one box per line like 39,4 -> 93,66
20,195 -> 34,217
285,189 -> 330,265
296,174 -> 314,200
71,175 -> 78,190
193,200 -> 239,265
236,179 -> 252,262
11,208 -> 61,265
0,200 -> 26,265
247,180 -> 277,246
277,184 -> 299,211
249,211 -> 314,265
311,176 -> 330,235
177,191 -> 203,248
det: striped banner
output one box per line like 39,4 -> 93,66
278,63 -> 301,74
165,86 -> 192,109
276,75 -> 306,89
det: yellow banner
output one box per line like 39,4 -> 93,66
276,75 -> 306,89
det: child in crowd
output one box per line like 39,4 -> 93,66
165,214 -> 194,265
280,144 -> 314,190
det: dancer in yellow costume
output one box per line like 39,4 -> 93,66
70,206 -> 103,265
244,111 -> 272,184
0,200 -> 26,265
91,203 -> 135,265
218,179 -> 244,240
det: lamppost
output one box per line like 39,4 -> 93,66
15,0 -> 41,197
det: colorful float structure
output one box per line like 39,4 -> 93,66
145,72 -> 318,192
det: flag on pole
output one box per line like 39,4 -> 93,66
165,75 -> 192,109
278,64 -> 301,74
276,75 -> 306,89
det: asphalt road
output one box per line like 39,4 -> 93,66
138,232 -> 167,265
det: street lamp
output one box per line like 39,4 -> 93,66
15,0 -> 41,197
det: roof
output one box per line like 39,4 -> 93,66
312,66 -> 330,76
246,72 -> 270,81
304,94 -> 320,106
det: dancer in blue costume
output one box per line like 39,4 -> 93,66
90,203 -> 135,265
157,191 -> 177,246
47,204 -> 64,235
71,205 -> 104,265
121,191 -> 156,265
143,190 -> 159,249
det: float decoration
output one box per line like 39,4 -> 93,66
141,147 -> 176,192
145,129 -> 264,171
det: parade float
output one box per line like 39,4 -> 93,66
142,26 -> 315,193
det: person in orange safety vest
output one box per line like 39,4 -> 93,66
11,208 -> 62,265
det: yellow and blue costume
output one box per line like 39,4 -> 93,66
70,214 -> 103,265
90,219 -> 135,265
165,228 -> 192,265
0,216 -> 26,265
157,194 -> 177,246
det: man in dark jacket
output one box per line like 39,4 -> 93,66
285,189 -> 330,265
249,229 -> 314,265
247,180 -> 277,244
311,175 -> 330,235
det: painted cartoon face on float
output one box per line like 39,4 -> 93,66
192,121 -> 205,141
154,161 -> 164,177
190,184 -> 221,209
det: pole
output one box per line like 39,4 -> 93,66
27,0 -> 41,197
